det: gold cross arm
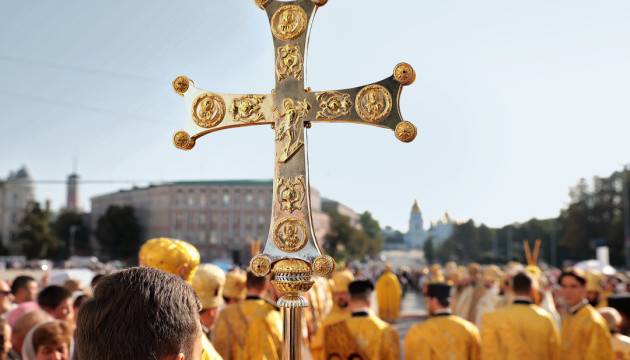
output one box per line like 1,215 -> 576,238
171,78 -> 275,150
302,67 -> 417,143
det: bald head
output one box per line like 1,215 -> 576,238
11,310 -> 52,355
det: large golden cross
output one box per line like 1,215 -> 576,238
171,1 -> 416,358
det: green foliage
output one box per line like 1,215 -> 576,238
95,205 -> 141,262
359,211 -> 384,256
423,236 -> 434,263
433,169 -> 629,267
17,201 -> 64,259
52,211 -> 90,256
324,211 -> 382,262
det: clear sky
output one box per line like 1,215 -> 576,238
1,0 -> 628,232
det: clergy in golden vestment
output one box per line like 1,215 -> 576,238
474,265 -> 502,328
191,264 -> 226,341
599,306 -> 630,360
323,279 -> 400,360
585,270 -> 604,307
376,263 -> 402,323
223,269 -> 247,305
311,269 -> 355,360
213,271 -> 283,360
139,238 -> 223,360
558,267 -> 613,360
404,282 -> 481,360
481,271 -> 560,360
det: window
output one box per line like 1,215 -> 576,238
258,197 -> 265,208
222,195 -> 230,207
199,214 -> 206,226
258,215 -> 265,226
210,231 -> 218,245
188,196 -> 194,207
246,194 -> 253,206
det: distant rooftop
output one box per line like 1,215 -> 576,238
92,179 -> 274,199
169,179 -> 273,186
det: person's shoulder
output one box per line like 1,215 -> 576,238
448,315 -> 479,333
581,304 -> 608,324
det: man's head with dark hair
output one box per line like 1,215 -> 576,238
511,272 -> 534,296
425,282 -> 451,315
559,267 -> 587,308
11,275 -> 38,304
90,274 -> 104,290
76,267 -> 202,360
37,286 -> 73,321
348,280 -> 374,310
246,271 -> 267,294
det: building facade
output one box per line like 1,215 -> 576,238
90,180 -> 331,264
0,167 -> 35,251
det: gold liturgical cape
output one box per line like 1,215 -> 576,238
560,303 -> 612,360
404,313 -> 481,360
323,311 -> 400,360
376,271 -> 402,322
311,305 -> 352,360
202,333 -> 223,360
213,298 -> 283,360
481,301 -> 560,360
611,333 -> 630,360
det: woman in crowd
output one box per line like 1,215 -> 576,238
21,320 -> 73,360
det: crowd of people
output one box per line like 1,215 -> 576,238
1,237 -> 630,360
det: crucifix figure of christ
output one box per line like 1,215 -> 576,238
171,1 -> 417,358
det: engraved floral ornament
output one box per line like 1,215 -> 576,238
277,175 -> 305,213
355,85 -> 392,123
173,131 -> 191,149
276,44 -> 303,81
313,256 -> 334,277
229,95 -> 265,123
316,91 -> 352,120
251,256 -> 271,275
192,93 -> 226,128
395,121 -> 416,143
172,76 -> 190,95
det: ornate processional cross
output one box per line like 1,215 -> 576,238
171,1 -> 416,358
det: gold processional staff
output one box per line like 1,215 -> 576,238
170,1 -> 418,359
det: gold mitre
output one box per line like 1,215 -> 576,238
331,269 -> 355,293
138,237 -> 172,266
384,262 -> 393,271
586,270 -> 603,292
192,264 -> 226,310
141,238 -> 200,284
223,269 -> 247,300
483,265 -> 502,282
468,263 -> 482,277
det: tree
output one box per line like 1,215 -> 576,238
95,205 -> 141,262
52,211 -> 90,256
17,201 -> 63,259
359,211 -> 384,256
423,236 -> 434,264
